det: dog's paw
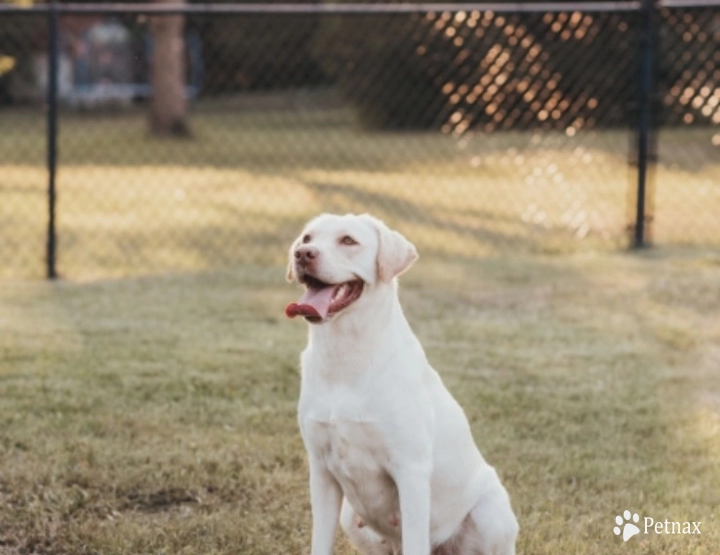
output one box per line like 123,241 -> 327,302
613,510 -> 640,542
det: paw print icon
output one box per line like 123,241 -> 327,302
614,510 -> 641,542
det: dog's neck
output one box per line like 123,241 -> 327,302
305,280 -> 414,380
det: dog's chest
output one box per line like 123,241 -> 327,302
304,413 -> 390,479
301,402 -> 400,527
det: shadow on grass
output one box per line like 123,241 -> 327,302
302,179 -> 607,255
0,106 -> 642,171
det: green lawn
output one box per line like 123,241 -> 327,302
1,250 -> 719,554
1,105 -> 718,279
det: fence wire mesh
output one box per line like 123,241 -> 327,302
0,3 -> 718,279
1,14 -> 47,278
654,6 -> 720,245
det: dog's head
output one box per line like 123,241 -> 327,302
285,213 -> 418,324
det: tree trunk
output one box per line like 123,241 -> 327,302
149,0 -> 191,137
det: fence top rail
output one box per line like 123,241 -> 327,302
0,2 -> 648,16
661,0 -> 720,6
0,0 -> 716,15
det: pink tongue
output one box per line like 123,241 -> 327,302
285,286 -> 336,319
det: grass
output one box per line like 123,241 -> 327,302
1,97 -> 719,553
1,249 -> 719,554
1,102 -> 718,279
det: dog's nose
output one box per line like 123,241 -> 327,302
295,245 -> 318,262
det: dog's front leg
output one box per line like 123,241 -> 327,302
309,456 -> 343,555
396,463 -> 432,555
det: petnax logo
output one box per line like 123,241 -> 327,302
613,510 -> 701,543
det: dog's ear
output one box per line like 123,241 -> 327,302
364,215 -> 418,282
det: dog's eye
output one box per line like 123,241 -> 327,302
302,234 -> 311,244
340,235 -> 358,246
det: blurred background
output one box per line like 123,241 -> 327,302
0,0 -> 718,280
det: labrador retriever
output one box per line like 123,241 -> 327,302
286,213 -> 518,555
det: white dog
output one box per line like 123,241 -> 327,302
286,213 -> 518,555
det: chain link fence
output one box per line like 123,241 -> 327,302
654,4 -> 720,245
0,2 -> 718,280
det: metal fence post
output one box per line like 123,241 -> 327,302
633,0 -> 658,248
46,0 -> 59,279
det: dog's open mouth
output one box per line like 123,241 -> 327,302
285,275 -> 364,323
